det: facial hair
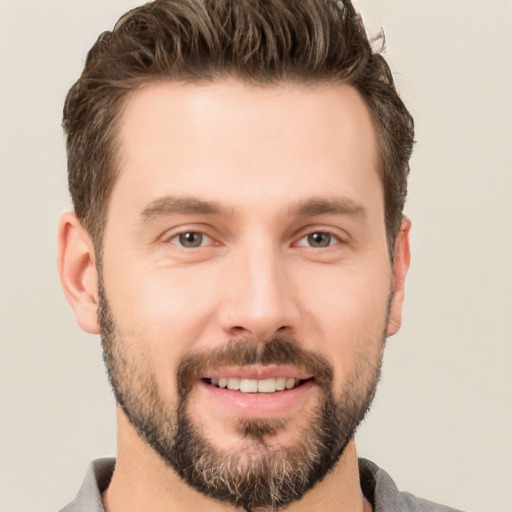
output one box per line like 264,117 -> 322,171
98,277 -> 385,511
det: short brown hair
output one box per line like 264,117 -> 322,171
63,0 -> 414,252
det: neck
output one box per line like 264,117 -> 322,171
103,408 -> 371,512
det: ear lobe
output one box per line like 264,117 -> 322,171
57,212 -> 100,334
386,217 -> 411,337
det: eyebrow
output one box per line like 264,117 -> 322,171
139,195 -> 367,224
290,197 -> 367,218
139,196 -> 229,223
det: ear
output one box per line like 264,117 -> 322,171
57,212 -> 100,334
386,217 -> 411,337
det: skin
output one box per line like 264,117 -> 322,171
58,80 -> 410,512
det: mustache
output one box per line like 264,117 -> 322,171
176,337 -> 334,399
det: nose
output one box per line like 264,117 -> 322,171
218,241 -> 300,342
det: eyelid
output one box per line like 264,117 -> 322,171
293,226 -> 348,248
161,225 -> 219,247
296,232 -> 339,248
169,231 -> 213,248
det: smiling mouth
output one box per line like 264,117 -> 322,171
203,377 -> 312,393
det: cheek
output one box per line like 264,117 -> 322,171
298,260 -> 391,326
296,263 -> 391,382
103,258 -> 223,356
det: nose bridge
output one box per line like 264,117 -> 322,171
220,235 -> 298,340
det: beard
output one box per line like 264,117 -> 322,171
98,279 -> 385,511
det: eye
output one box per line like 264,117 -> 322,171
169,231 -> 213,248
297,231 -> 339,248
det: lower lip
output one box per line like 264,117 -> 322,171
198,379 -> 316,418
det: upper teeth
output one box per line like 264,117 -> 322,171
210,377 -> 298,393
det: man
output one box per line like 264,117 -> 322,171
56,0 -> 462,511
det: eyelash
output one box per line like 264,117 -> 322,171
295,231 -> 341,248
168,231 -> 214,249
167,229 -> 343,249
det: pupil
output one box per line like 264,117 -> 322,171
180,232 -> 202,247
308,232 -> 330,247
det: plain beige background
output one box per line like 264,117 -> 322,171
1,1 -> 511,511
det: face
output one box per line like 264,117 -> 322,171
92,81 -> 407,509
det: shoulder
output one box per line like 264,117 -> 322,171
58,458 -> 115,512
359,458 -> 467,512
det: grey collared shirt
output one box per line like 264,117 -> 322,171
59,457 -> 466,511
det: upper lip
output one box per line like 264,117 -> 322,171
202,365 -> 313,381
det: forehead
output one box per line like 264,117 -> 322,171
111,80 -> 382,219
